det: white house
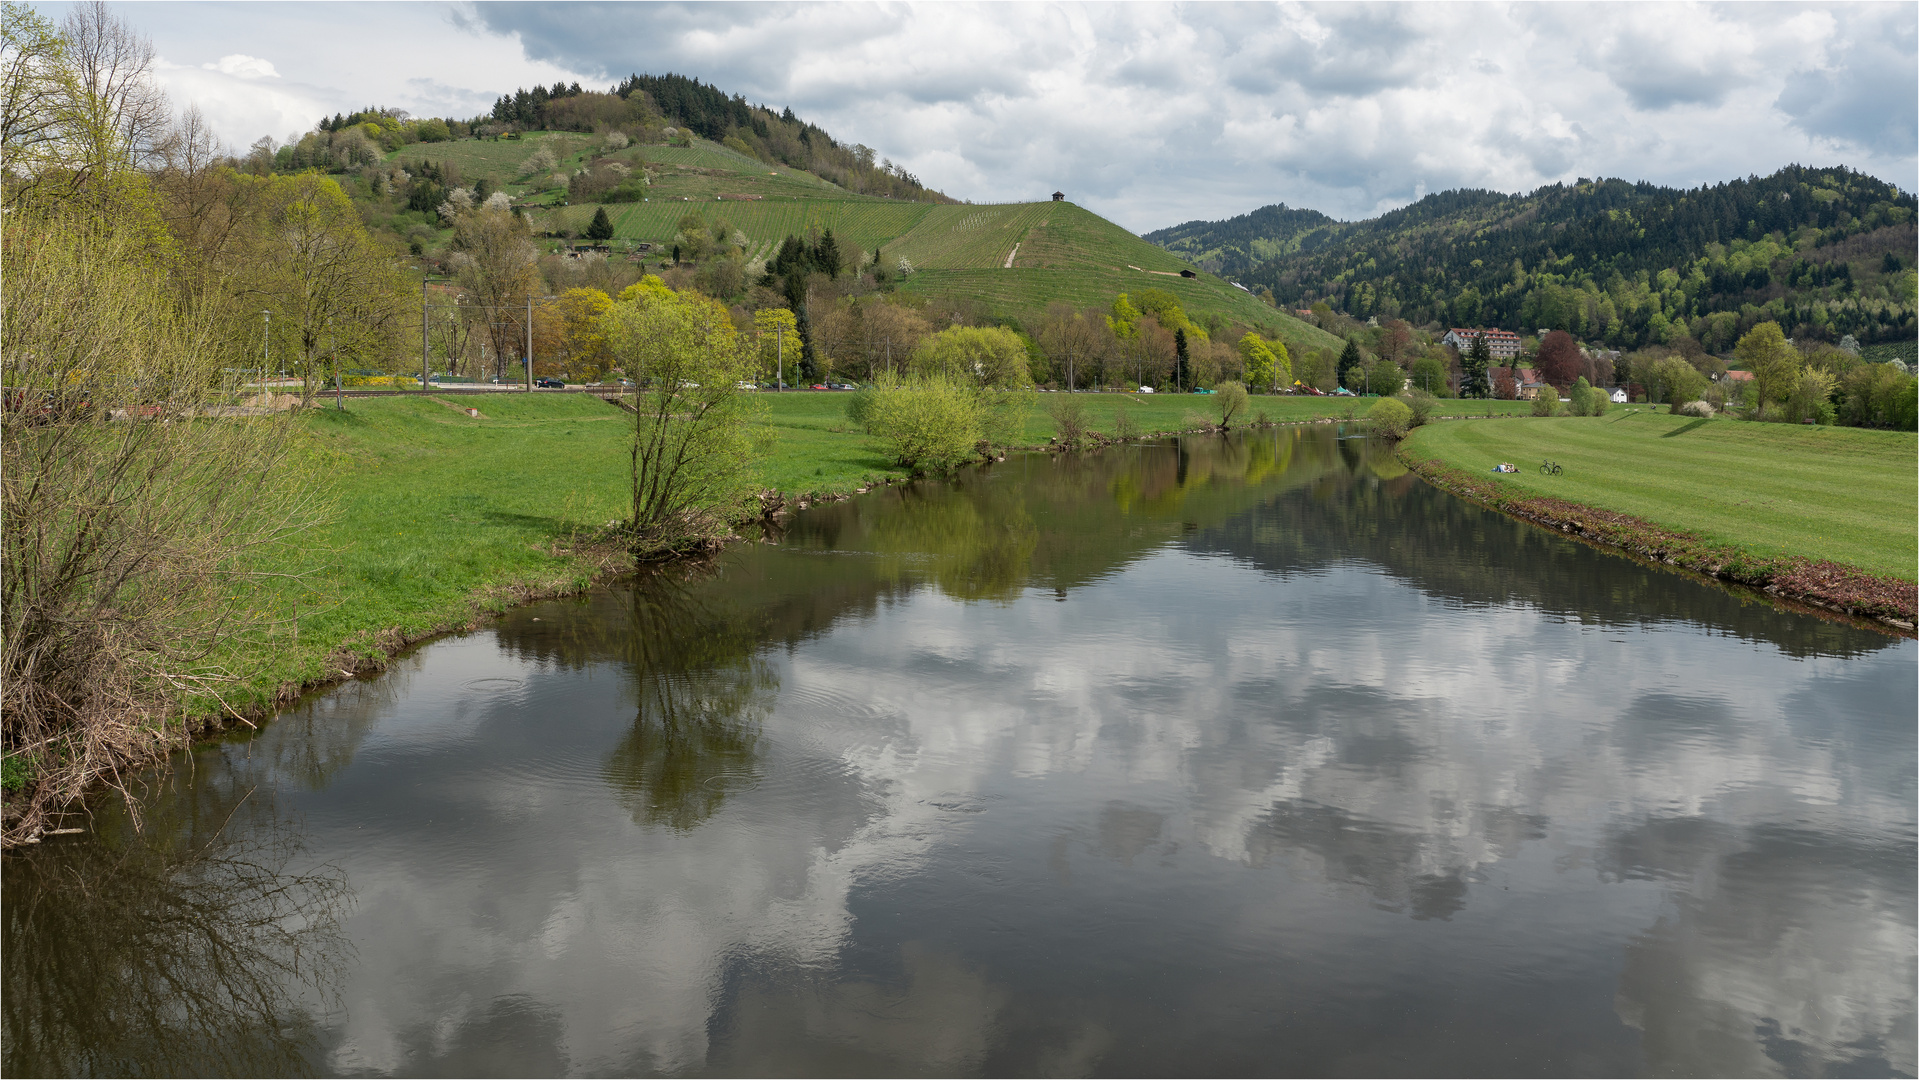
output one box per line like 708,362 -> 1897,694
1441,327 -> 1521,361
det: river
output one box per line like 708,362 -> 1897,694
5,427 -> 1913,1077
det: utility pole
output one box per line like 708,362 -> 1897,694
775,324 -> 783,391
420,274 -> 430,390
525,294 -> 533,391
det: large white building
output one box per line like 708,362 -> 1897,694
1442,327 -> 1521,361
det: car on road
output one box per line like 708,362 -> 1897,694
810,383 -> 829,390
534,377 -> 566,388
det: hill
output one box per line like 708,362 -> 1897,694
1147,166 -> 1917,353
277,77 -> 1334,353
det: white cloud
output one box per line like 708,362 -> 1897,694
203,52 -> 278,79
116,1 -> 1917,229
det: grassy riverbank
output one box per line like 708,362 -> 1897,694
212,391 -> 1530,714
1401,410 -> 1917,624
1403,411 -> 1916,578
86,394 -> 1919,722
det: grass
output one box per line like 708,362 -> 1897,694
1403,409 -> 1918,579
218,394 -> 634,707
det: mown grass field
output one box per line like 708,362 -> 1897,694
1404,410 -> 1918,579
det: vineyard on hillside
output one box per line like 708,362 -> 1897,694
883,203 -> 1059,270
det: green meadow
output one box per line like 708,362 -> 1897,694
1403,409 -> 1918,579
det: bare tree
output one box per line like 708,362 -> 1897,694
0,2 -> 74,202
60,0 -> 168,174
449,206 -> 540,379
1037,301 -> 1104,390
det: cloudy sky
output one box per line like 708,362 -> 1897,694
88,1 -> 1919,231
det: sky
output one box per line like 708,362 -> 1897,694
77,1 -> 1919,233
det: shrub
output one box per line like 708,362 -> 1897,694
1782,367 -> 1837,425
1368,396 -> 1414,439
1676,400 -> 1716,418
1112,402 -> 1141,439
1567,377 -> 1594,416
1402,388 -> 1437,427
1215,380 -> 1249,429
1650,355 -> 1708,410
858,373 -> 984,474
1838,362 -> 1919,429
1530,392 -> 1559,416
516,147 -> 558,179
1045,392 -> 1089,449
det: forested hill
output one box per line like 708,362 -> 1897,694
485,73 -> 953,203
1146,166 -> 1917,351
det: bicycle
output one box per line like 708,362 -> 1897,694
1540,459 -> 1563,475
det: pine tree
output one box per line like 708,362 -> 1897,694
586,206 -> 614,243
1174,328 -> 1189,392
814,229 -> 842,279
1463,334 -> 1493,398
1338,337 -> 1363,389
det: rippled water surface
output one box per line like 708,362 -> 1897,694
6,429 -> 1914,1077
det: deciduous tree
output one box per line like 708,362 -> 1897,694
911,325 -> 1030,387
604,287 -> 762,556
1736,321 -> 1800,417
1534,329 -> 1584,389
234,172 -> 408,404
449,204 -> 539,379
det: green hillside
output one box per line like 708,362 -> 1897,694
1146,165 -> 1917,353
340,104 -> 1332,346
487,138 -> 1333,347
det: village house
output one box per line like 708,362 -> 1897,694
1442,327 -> 1522,361
1489,366 -> 1553,400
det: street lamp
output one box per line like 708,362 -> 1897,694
258,310 -> 271,399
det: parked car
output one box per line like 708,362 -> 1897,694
1138,386 -> 1155,394
1332,387 -> 1356,397
534,377 -> 566,388
810,383 -> 829,390
829,382 -> 857,390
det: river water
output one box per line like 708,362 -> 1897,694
5,428 -> 1914,1078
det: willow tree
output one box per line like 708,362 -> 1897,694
604,282 -> 763,557
1,1 -> 315,845
2,186 -> 314,846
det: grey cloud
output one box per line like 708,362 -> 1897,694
154,1 -> 1919,228
1775,13 -> 1919,158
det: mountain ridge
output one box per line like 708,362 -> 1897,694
1146,166 -> 1916,351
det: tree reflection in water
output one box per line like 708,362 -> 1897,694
599,574 -> 774,830
1,775 -> 351,1077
